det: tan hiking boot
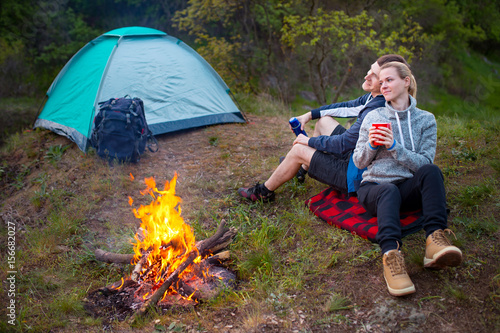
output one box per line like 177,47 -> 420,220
424,229 -> 462,269
383,250 -> 416,296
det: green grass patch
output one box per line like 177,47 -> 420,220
452,179 -> 498,208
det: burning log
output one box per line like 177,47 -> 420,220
131,250 -> 151,282
201,250 -> 230,265
135,220 -> 234,317
86,175 -> 238,322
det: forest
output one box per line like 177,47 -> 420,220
0,1 -> 500,332
1,0 -> 499,104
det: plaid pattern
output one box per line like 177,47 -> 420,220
305,187 -> 423,243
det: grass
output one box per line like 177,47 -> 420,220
1,57 -> 499,331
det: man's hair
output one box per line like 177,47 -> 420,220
377,54 -> 409,68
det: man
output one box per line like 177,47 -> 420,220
238,54 -> 409,202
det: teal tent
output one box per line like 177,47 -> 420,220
34,27 -> 245,152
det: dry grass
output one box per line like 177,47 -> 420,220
0,94 -> 499,332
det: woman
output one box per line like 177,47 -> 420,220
352,62 -> 462,297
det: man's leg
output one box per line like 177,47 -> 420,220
297,118 -> 344,182
313,117 -> 341,137
265,144 -> 316,191
237,144 -> 316,202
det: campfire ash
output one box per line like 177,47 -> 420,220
86,174 -> 237,320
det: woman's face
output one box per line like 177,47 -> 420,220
379,67 -> 410,102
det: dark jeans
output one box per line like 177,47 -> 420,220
357,164 -> 447,253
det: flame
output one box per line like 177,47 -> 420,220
113,277 -> 125,290
130,173 -> 200,301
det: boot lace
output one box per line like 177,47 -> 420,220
432,229 -> 456,246
387,251 -> 406,276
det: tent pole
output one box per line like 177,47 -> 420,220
229,90 -> 249,124
32,94 -> 48,128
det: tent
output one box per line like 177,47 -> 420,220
34,26 -> 246,152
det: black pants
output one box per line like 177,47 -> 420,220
357,164 -> 447,253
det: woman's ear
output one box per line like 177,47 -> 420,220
404,76 -> 410,88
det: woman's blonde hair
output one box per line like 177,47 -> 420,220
380,61 -> 417,98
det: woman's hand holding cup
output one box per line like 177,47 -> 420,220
369,123 -> 394,149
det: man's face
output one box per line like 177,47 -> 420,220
362,61 -> 381,94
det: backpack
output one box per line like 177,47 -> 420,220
91,96 -> 158,163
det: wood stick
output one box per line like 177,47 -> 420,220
94,249 -> 134,264
98,278 -> 137,296
200,250 -> 231,266
134,220 -> 231,318
94,224 -> 236,265
131,250 -> 151,282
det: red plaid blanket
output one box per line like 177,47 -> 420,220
305,187 -> 423,242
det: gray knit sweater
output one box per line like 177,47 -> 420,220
352,95 -> 437,184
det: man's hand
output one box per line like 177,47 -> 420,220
293,134 -> 309,146
368,125 -> 394,148
295,112 -> 312,130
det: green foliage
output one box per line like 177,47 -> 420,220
208,136 -> 219,146
31,172 -> 50,207
44,144 -> 71,164
280,8 -> 431,103
173,0 -> 288,94
396,0 -> 486,53
453,216 -> 498,239
454,180 -> 497,208
323,292 -> 352,312
0,1 -> 103,94
489,158 -> 500,176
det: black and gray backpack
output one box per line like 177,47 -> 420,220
91,96 -> 158,163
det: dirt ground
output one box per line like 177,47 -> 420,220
1,113 -> 499,332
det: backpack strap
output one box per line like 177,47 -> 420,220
147,132 -> 159,153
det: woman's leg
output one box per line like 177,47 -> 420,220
398,164 -> 462,269
398,164 -> 447,237
357,182 -> 403,253
358,181 -> 415,296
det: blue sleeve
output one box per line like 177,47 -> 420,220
310,94 -> 369,119
307,95 -> 385,154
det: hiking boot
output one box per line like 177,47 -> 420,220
424,229 -> 462,269
279,156 -> 307,183
383,250 -> 416,296
238,182 -> 275,202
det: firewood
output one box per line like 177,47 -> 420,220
94,227 -> 235,265
94,249 -> 134,264
200,250 -> 231,266
133,220 -> 234,318
99,278 -> 137,296
131,250 -> 150,282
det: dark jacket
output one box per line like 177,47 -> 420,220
308,93 -> 386,192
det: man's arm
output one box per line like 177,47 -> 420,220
310,93 -> 371,119
307,95 -> 386,154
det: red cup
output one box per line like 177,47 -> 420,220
372,123 -> 391,146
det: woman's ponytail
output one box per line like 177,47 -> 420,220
409,74 -> 417,98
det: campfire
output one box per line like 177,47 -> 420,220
87,174 -> 237,320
